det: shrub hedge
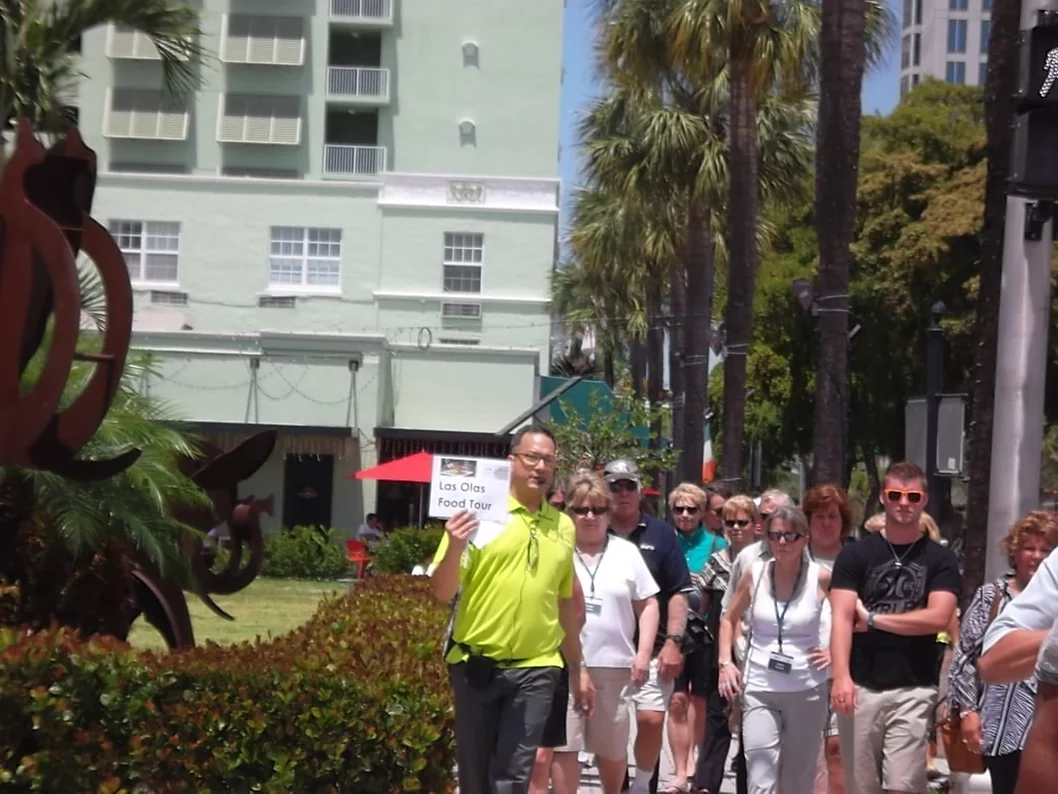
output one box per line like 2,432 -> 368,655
370,527 -> 444,574
0,576 -> 456,793
262,524 -> 350,580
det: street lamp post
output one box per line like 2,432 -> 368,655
925,302 -> 946,520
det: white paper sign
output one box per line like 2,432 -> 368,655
428,455 -> 511,524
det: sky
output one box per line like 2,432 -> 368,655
556,0 -> 903,229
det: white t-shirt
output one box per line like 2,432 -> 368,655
576,535 -> 660,668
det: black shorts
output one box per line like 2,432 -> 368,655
673,647 -> 712,697
539,664 -> 570,748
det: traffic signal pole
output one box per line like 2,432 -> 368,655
985,1 -> 1058,581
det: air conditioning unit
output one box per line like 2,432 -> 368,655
441,301 -> 482,319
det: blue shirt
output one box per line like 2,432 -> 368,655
678,526 -> 728,576
613,513 -> 694,656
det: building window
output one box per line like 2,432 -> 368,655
903,0 -> 912,27
218,94 -> 301,146
946,60 -> 966,83
109,221 -> 180,284
913,33 -> 921,66
915,0 -> 923,24
900,75 -> 910,96
979,61 -> 989,86
949,0 -> 968,10
912,73 -> 920,87
268,227 -> 342,288
222,15 -> 305,66
901,35 -> 911,70
948,19 -> 967,53
982,0 -> 991,11
443,232 -> 484,294
981,20 -> 991,53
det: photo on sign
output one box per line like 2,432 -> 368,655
440,458 -> 478,478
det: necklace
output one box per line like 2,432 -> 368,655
882,531 -> 917,569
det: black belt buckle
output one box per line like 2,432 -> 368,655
465,654 -> 497,689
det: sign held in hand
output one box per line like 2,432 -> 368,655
428,456 -> 511,524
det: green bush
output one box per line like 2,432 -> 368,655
370,527 -> 445,574
261,524 -> 349,580
0,576 -> 456,793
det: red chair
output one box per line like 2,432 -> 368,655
346,539 -> 371,578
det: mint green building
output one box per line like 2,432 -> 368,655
75,0 -> 564,531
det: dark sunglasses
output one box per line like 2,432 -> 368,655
570,505 -> 609,517
724,518 -> 751,529
768,530 -> 806,543
673,506 -> 700,515
609,480 -> 639,493
885,489 -> 924,504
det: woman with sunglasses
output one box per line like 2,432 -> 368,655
689,494 -> 759,794
664,484 -> 728,793
542,470 -> 660,794
717,506 -> 831,794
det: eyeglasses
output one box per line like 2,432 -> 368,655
513,451 -> 557,468
768,530 -> 806,543
724,518 -> 751,529
673,506 -> 700,515
885,489 -> 924,504
570,505 -> 609,517
609,480 -> 639,493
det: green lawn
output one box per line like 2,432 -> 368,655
127,578 -> 349,651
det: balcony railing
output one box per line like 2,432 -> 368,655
330,0 -> 394,24
327,66 -> 390,102
324,144 -> 387,177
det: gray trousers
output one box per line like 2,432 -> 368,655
449,662 -> 561,794
741,684 -> 828,794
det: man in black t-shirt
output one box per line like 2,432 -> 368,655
829,461 -> 960,794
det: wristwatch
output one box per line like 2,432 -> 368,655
867,612 -> 877,631
667,633 -> 685,646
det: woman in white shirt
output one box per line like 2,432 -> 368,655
717,505 -> 831,794
549,469 -> 660,794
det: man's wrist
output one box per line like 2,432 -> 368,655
867,612 -> 877,631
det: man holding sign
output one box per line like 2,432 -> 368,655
430,425 -> 593,794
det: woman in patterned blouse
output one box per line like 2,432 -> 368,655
948,511 -> 1058,794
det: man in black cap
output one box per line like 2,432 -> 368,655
605,458 -> 692,794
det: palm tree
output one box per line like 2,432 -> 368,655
0,0 -> 204,136
810,0 -> 896,485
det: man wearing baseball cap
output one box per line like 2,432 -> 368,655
604,458 -> 692,794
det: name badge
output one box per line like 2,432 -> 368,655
767,652 -> 793,674
584,597 -> 603,615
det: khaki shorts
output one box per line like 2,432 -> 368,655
836,685 -> 936,794
556,667 -> 632,760
632,657 -> 674,712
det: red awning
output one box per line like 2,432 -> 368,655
351,451 -> 433,484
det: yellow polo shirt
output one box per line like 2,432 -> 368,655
432,495 -> 575,668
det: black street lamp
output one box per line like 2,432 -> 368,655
925,302 -> 946,520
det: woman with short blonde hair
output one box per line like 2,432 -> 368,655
668,482 -> 709,512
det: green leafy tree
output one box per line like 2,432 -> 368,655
548,391 -> 679,483
0,0 -> 205,135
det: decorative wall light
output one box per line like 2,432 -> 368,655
458,118 -> 477,146
462,40 -> 479,66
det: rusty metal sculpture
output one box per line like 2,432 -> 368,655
1,121 -> 275,649
132,430 -> 277,648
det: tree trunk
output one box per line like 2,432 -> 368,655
647,278 -> 665,446
681,201 -> 716,487
670,245 -> 689,483
811,0 -> 866,486
963,0 -> 1021,599
630,337 -> 647,401
720,57 -> 760,490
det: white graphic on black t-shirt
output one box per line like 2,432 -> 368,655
863,559 -> 928,614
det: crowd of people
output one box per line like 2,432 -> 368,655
428,424 -> 1058,794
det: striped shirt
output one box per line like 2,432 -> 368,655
949,579 -> 1038,756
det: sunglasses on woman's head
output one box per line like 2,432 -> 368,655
768,530 -> 805,543
673,505 -> 700,515
724,518 -> 751,529
885,489 -> 924,504
570,505 -> 609,517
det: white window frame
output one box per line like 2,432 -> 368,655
108,220 -> 181,287
267,226 -> 343,292
442,232 -> 484,295
220,14 -> 306,67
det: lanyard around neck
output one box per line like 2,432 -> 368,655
771,558 -> 806,654
575,536 -> 609,597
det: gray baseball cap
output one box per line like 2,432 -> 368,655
603,458 -> 641,486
